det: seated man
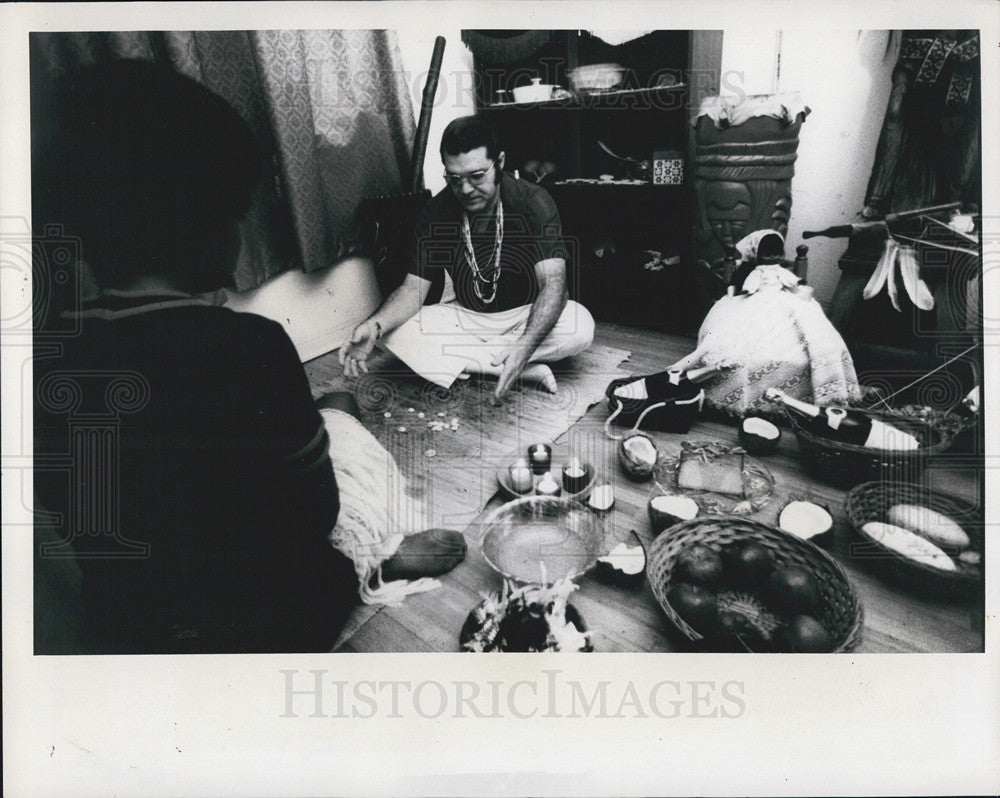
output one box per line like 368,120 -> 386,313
340,116 -> 595,402
33,60 -> 463,654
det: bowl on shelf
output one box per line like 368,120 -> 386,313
511,78 -> 557,103
568,63 -> 626,94
480,495 -> 606,584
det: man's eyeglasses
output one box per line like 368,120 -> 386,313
443,161 -> 497,189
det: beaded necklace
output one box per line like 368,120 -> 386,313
460,199 -> 504,304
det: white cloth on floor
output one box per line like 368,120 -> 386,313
379,300 -> 596,388
322,408 -> 442,606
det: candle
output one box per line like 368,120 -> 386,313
535,471 -> 561,497
562,456 -> 593,494
528,444 -> 552,475
508,460 -> 534,494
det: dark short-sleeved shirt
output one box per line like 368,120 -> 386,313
408,173 -> 567,313
33,293 -> 358,653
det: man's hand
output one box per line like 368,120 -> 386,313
338,320 -> 378,378
491,342 -> 532,402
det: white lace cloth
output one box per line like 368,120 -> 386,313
322,408 -> 442,606
672,267 -> 861,415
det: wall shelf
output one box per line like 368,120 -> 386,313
484,84 -> 687,113
464,29 -> 695,331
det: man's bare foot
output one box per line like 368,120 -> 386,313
382,529 -> 467,581
519,363 -> 557,393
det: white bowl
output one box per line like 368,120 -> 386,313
568,63 -> 625,94
512,83 -> 556,103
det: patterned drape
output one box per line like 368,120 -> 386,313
864,30 -> 980,218
31,30 -> 416,290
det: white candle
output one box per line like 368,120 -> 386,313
509,464 -> 534,494
535,472 -> 561,497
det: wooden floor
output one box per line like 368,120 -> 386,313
310,322 -> 983,654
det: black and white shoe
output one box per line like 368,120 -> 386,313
604,369 -> 705,436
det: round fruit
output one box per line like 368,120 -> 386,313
667,582 -> 718,633
720,541 -> 774,589
776,614 -> 831,653
674,544 -> 723,588
766,565 -> 820,614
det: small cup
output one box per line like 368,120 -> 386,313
562,456 -> 594,494
528,443 -> 552,475
508,459 -> 534,494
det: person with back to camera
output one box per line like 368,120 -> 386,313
33,59 -> 464,654
340,115 -> 595,402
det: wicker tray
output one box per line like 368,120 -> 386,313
784,407 -> 950,488
648,515 -> 863,652
844,481 -> 983,597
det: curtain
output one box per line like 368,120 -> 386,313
864,30 -> 980,217
460,30 -> 553,64
31,30 -> 416,291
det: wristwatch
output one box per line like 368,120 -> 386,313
373,320 -> 382,340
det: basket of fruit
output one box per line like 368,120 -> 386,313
844,481 -> 983,597
647,515 -> 863,652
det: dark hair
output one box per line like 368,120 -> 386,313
36,59 -> 263,290
439,115 -> 501,161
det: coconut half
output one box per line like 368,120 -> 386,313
587,483 -> 615,512
738,416 -> 782,454
595,530 -> 646,585
618,433 -> 659,481
779,500 -> 834,546
623,434 -> 657,464
648,494 -> 700,535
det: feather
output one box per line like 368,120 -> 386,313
899,244 -> 934,311
886,245 -> 901,311
863,239 -> 894,301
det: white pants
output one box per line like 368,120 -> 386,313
379,300 -> 596,388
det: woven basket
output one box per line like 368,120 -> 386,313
844,481 -> 983,597
648,515 -> 863,652
785,407 -> 950,488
